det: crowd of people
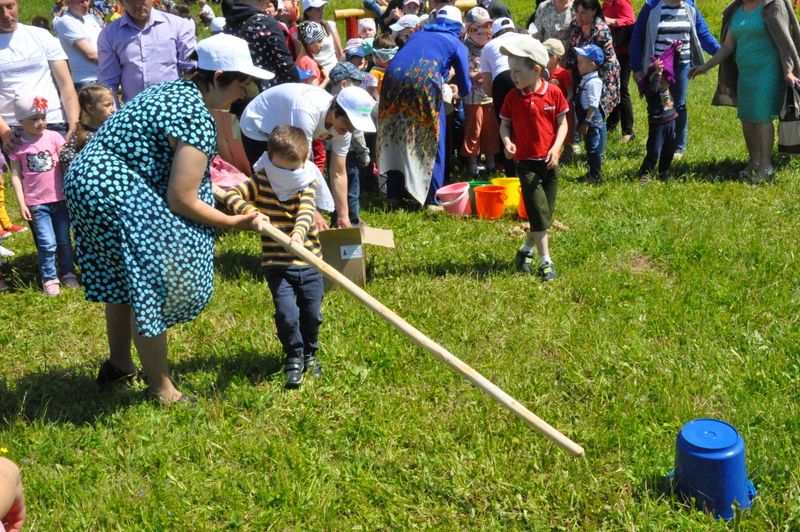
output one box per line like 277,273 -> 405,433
0,0 -> 799,397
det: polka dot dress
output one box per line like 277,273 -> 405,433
64,79 -> 217,337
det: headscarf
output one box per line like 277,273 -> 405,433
299,20 -> 326,46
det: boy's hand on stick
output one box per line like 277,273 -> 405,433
289,232 -> 303,246
230,211 -> 267,232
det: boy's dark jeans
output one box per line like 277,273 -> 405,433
639,119 -> 677,177
576,106 -> 606,179
266,267 -> 324,358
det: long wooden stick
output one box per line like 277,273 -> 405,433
214,186 -> 585,457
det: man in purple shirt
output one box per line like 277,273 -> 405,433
97,0 -> 195,103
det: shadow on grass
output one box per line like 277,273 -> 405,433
172,348 -> 284,391
0,350 -> 284,426
386,255 -> 511,279
0,366 -> 144,426
2,251 -> 42,288
214,250 -> 263,282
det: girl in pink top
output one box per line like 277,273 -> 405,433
8,95 -> 78,296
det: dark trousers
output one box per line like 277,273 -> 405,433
332,152 -> 361,226
516,159 -> 557,232
576,105 -> 606,179
607,51 -> 634,136
266,267 -> 324,358
639,119 -> 677,177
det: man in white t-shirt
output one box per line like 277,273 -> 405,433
53,0 -> 105,89
240,83 -> 376,229
0,0 -> 79,150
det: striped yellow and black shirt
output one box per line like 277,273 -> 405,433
223,173 -> 322,268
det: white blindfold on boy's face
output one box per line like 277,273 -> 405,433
253,153 -> 335,212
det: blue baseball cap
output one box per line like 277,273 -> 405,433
296,66 -> 315,81
575,44 -> 604,66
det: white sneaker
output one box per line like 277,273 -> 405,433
0,245 -> 14,258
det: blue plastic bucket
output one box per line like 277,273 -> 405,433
673,418 -> 756,520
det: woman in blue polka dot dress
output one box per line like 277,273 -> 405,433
64,34 -> 273,404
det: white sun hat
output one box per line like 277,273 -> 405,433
336,86 -> 376,133
196,33 -> 275,80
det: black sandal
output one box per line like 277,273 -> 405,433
96,359 -> 141,390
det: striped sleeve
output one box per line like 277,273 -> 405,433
223,178 -> 259,215
290,184 -> 317,241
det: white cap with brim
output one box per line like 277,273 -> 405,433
336,86 -> 376,133
492,17 -> 514,35
436,5 -> 462,24
209,16 -> 226,33
197,33 -> 275,80
390,14 -> 420,32
302,0 -> 328,10
499,35 -> 549,67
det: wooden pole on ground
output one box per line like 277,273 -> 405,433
214,186 -> 585,457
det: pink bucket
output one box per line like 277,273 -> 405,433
435,182 -> 471,216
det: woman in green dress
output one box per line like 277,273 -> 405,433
691,0 -> 800,182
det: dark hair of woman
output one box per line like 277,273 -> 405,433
573,0 -> 605,21
185,68 -> 253,92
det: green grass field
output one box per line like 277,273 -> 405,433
3,0 -> 800,528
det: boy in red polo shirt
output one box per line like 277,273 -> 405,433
499,35 -> 569,282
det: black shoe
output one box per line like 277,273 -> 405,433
304,353 -> 323,378
284,356 -> 304,388
538,261 -> 557,282
515,249 -> 535,274
97,359 -> 140,390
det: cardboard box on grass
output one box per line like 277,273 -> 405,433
318,226 -> 394,289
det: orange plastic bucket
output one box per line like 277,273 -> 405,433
474,185 -> 507,220
435,182 -> 471,216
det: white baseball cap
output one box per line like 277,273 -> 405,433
336,86 -> 376,133
302,0 -> 328,10
492,17 -> 514,35
390,14 -> 420,32
499,35 -> 549,67
197,33 -> 275,80
209,17 -> 226,33
436,5 -> 462,24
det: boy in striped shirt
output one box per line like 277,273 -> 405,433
224,125 -> 326,388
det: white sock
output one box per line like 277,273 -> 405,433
520,244 -> 532,253
541,254 -> 551,265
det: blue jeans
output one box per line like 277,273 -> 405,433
639,119 -> 677,177
266,267 -> 324,358
670,61 -> 689,152
28,201 -> 75,282
576,107 -> 607,179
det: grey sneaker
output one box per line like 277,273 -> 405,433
538,261 -> 557,282
515,249 -> 535,274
